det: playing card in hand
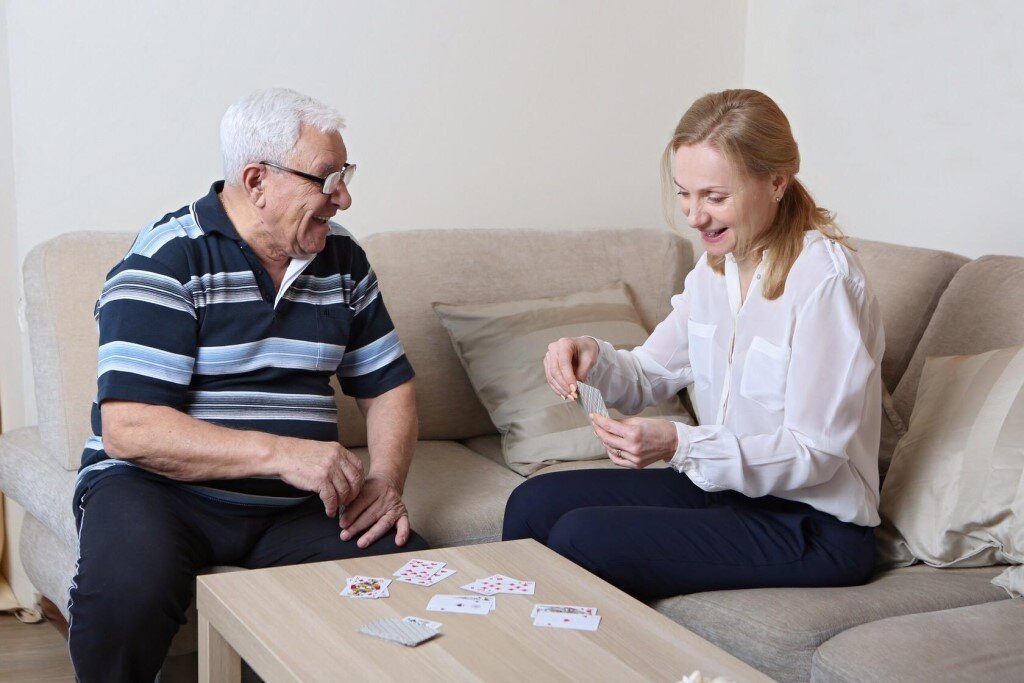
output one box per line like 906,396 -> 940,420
576,381 -> 610,425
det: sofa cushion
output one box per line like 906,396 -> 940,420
652,564 -> 1009,683
849,238 -> 967,393
811,599 -> 1024,683
349,228 -> 693,443
434,281 -> 691,475
351,440 -> 525,547
0,427 -> 78,547
879,343 -> 1024,581
460,435 -> 504,466
23,232 -> 136,470
893,255 -> 1024,423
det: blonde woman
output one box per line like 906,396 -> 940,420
503,90 -> 883,600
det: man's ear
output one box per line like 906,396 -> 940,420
240,163 -> 268,207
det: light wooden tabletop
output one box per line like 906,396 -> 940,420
197,538 -> 771,682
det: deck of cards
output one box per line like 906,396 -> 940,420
575,381 -> 610,425
393,558 -> 457,586
461,574 -> 536,596
357,618 -> 440,647
340,575 -> 391,599
531,604 -> 601,631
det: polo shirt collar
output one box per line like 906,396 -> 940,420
193,181 -> 244,241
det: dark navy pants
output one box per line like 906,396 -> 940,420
68,472 -> 429,683
502,467 -> 875,601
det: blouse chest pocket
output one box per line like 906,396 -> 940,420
739,336 -> 790,412
687,319 -> 717,389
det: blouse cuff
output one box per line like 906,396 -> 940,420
669,421 -> 693,472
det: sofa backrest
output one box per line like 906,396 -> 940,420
24,231 -> 136,470
892,255 -> 1024,422
350,228 -> 694,443
23,228 -> 692,467
849,238 -> 968,392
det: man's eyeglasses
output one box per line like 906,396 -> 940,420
260,161 -> 356,194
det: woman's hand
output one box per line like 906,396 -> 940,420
590,414 -> 679,469
544,336 -> 600,399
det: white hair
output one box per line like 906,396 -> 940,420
220,88 -> 346,184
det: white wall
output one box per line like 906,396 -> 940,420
744,0 -> 1024,259
0,1 -> 746,601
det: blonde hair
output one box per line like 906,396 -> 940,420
662,89 -> 847,300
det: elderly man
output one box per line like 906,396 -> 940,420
67,88 -> 427,681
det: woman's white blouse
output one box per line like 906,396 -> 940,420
587,231 -> 884,526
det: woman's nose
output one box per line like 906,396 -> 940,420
686,199 -> 708,228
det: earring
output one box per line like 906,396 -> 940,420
774,196 -> 782,203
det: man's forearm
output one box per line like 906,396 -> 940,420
101,400 -> 280,481
357,380 -> 418,492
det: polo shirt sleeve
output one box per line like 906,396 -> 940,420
95,254 -> 198,409
336,255 -> 415,398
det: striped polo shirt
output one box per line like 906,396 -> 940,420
74,181 -> 415,506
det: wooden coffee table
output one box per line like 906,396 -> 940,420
197,538 -> 770,682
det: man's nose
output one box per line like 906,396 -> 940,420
331,183 -> 352,210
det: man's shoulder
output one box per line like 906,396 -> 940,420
110,203 -> 208,281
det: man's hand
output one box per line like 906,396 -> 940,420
339,475 -> 411,549
276,438 -> 365,518
590,414 -> 679,469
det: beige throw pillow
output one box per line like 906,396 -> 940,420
433,282 -> 694,476
878,342 -> 1024,596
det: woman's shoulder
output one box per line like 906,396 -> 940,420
788,231 -> 871,295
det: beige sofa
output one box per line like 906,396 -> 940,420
1,227 -> 1021,681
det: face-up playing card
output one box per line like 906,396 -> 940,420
530,604 -> 598,619
533,611 -> 602,631
395,567 -> 457,587
576,381 -> 610,425
462,574 -> 535,596
340,576 -> 391,599
393,558 -> 446,581
358,618 -> 440,646
402,616 -> 442,630
426,594 -> 491,615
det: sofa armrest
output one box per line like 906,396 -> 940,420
0,426 -> 78,548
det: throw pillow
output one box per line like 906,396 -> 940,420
433,282 -> 694,476
878,342 -> 1024,596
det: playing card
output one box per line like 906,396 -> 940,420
426,594 -> 491,615
396,567 -> 457,587
531,604 -> 598,618
341,576 -> 391,599
358,618 -> 440,646
463,574 -> 535,596
402,616 -> 442,630
576,381 -> 610,425
393,558 -> 445,581
533,611 -> 602,631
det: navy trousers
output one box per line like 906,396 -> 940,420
68,472 -> 429,683
502,467 -> 875,601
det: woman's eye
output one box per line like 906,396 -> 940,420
677,191 -> 688,198
707,195 -> 725,204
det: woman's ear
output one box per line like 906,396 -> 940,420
772,173 -> 790,200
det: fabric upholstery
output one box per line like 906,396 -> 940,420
811,599 -> 1024,682
351,441 -> 525,547
879,343 -> 1024,591
892,255 -> 1024,423
460,435 -> 504,466
652,564 -> 1009,683
0,427 -> 77,547
434,282 -> 691,474
23,231 -> 136,469
345,228 -> 693,442
849,238 -> 967,393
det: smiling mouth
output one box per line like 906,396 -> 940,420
700,227 -> 728,240
313,215 -> 333,224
